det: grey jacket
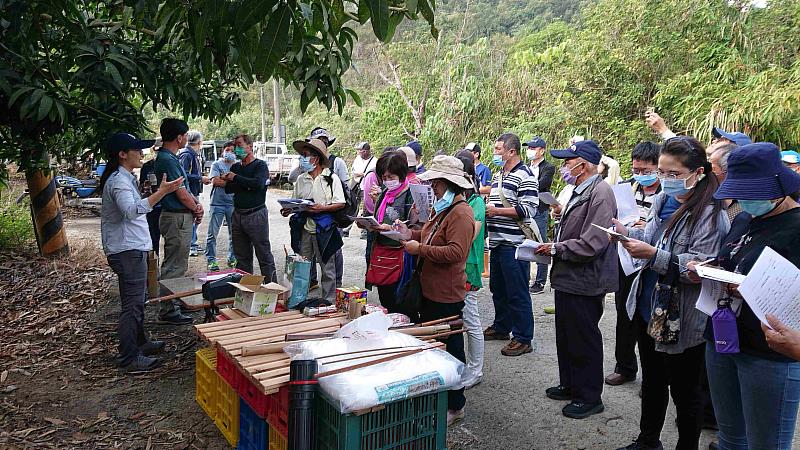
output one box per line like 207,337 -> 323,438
626,192 -> 730,354
551,176 -> 619,296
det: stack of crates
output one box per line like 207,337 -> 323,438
195,348 -> 239,447
237,399 -> 269,450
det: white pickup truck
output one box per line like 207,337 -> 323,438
253,141 -> 298,187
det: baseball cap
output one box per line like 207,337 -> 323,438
355,141 -> 370,151
107,133 -> 155,154
712,127 -> 752,146
406,140 -> 423,156
550,140 -> 602,165
781,150 -> 800,165
399,146 -> 417,168
308,127 -> 336,146
523,137 -> 546,149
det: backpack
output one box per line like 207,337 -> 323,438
324,154 -> 357,227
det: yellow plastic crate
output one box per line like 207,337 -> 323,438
215,369 -> 240,447
268,423 -> 287,450
195,349 -> 217,421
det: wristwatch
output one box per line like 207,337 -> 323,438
550,244 -> 557,256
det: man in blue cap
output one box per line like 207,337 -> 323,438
407,140 -> 426,173
99,132 -> 185,372
524,136 -> 555,294
535,139 -> 619,419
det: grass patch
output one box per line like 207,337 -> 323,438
0,180 -> 35,250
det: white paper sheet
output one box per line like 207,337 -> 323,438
618,243 -> 641,276
409,184 -> 434,221
379,230 -> 406,242
695,265 -> 746,284
590,223 -> 630,241
538,192 -> 559,206
514,239 -> 552,264
611,183 -> 639,225
696,279 -> 724,316
738,246 -> 800,330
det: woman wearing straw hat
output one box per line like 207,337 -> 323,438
692,143 -> 800,450
393,155 -> 477,426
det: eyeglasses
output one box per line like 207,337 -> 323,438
632,170 -> 657,176
656,170 -> 693,181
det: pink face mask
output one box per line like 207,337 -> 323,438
560,162 -> 583,185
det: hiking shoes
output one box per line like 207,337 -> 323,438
545,385 -> 572,401
562,401 -> 605,419
120,355 -> 161,374
483,326 -> 510,341
501,339 -> 532,356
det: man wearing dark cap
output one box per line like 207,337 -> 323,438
466,142 -> 492,192
524,136 -> 555,294
535,140 -> 619,419
153,118 -> 203,325
100,133 -> 185,372
407,140 -> 426,174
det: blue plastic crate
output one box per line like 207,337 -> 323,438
238,397 -> 269,450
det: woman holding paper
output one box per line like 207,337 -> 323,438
694,142 -> 800,450
611,137 -> 729,450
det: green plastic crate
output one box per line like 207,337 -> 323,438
315,390 -> 448,450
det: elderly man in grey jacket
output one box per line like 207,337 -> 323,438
536,140 -> 619,419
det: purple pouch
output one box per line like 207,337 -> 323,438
712,299 -> 740,354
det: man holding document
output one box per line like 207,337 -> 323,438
535,140 -> 618,419
691,142 -> 800,450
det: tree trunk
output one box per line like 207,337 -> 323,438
25,168 -> 69,256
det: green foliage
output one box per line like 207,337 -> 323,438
0,186 -> 34,250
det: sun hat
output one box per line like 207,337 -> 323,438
714,143 -> 800,200
712,127 -> 752,146
550,140 -> 602,165
417,155 -> 473,189
292,138 -> 329,165
398,146 -> 417,168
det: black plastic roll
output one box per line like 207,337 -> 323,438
288,359 -> 318,450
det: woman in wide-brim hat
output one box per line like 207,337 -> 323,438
393,155 -> 477,426
700,142 -> 800,450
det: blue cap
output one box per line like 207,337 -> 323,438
406,140 -> 423,155
107,133 -> 155,154
781,150 -> 800,164
715,143 -> 800,200
550,140 -> 602,165
712,127 -> 752,146
523,137 -> 546,149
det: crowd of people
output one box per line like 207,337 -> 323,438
98,113 -> 800,449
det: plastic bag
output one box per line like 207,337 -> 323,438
286,255 -> 311,309
333,311 -> 393,340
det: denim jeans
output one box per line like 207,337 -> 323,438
706,342 -> 800,450
489,245 -> 533,345
533,209 -> 549,284
205,204 -> 234,264
191,222 -> 199,251
107,250 -> 148,366
462,289 -> 484,384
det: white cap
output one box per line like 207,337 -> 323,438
399,146 -> 417,167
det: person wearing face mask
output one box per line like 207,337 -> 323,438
222,134 -> 278,282
204,142 -> 237,271
781,150 -> 800,175
709,142 -> 742,223
392,155 -> 476,426
359,150 -> 420,313
606,141 -> 662,387
611,137 -> 729,450
536,140 -> 619,419
178,130 -> 211,257
281,138 -> 346,302
687,143 -> 800,450
484,133 -> 540,357
524,136 -> 555,294
153,118 -> 203,325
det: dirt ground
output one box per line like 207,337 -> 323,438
2,186 -> 798,449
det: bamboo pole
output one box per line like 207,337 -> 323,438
314,347 -> 435,379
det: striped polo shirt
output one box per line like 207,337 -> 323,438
487,161 -> 539,248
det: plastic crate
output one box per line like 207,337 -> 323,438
215,373 -> 240,447
237,371 -> 273,419
266,386 -> 289,437
315,390 -> 448,450
195,349 -> 218,421
268,423 -> 287,450
237,398 -> 268,450
217,347 -> 240,390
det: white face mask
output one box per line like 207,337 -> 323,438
526,149 -> 539,160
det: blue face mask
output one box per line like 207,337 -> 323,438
738,200 -> 776,217
492,154 -> 504,167
433,190 -> 456,214
633,173 -> 658,187
661,177 -> 693,197
299,156 -> 314,173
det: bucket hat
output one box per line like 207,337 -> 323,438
714,143 -> 800,200
292,138 -> 329,165
416,155 -> 473,189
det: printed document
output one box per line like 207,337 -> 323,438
738,246 -> 800,330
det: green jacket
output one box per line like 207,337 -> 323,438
465,194 -> 486,289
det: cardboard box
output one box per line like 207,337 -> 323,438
335,286 -> 368,311
229,275 -> 289,317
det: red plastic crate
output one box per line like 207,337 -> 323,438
216,347 -> 239,390
237,371 -> 274,418
266,386 -> 289,437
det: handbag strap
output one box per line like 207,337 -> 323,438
498,172 -> 542,242
415,200 -> 466,274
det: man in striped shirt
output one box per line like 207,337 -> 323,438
483,132 -> 540,357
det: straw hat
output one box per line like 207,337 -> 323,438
292,138 -> 329,165
417,155 -> 473,189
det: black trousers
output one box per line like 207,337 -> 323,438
231,208 -> 277,282
635,314 -> 704,450
614,269 -> 639,378
420,298 -> 466,411
108,250 -> 149,366
554,290 -> 604,404
146,207 -> 161,256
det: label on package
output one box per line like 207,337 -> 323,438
374,372 -> 445,403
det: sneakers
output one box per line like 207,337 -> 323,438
446,408 -> 465,427
158,313 -> 193,325
461,372 -> 483,390
605,372 -> 636,386
207,261 -> 220,271
483,326 -> 510,341
140,340 -> 165,356
189,248 -> 198,257
529,282 -> 545,294
562,401 -> 604,419
120,355 -> 161,374
617,440 -> 664,450
545,385 -> 572,401
501,339 -> 532,356
227,258 -> 237,268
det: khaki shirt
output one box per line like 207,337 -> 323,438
293,168 -> 345,233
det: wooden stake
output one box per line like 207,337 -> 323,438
146,288 -> 202,304
418,315 -> 460,327
319,343 -> 445,365
314,347 -> 434,379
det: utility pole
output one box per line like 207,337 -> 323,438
259,84 -> 267,142
272,78 -> 282,143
